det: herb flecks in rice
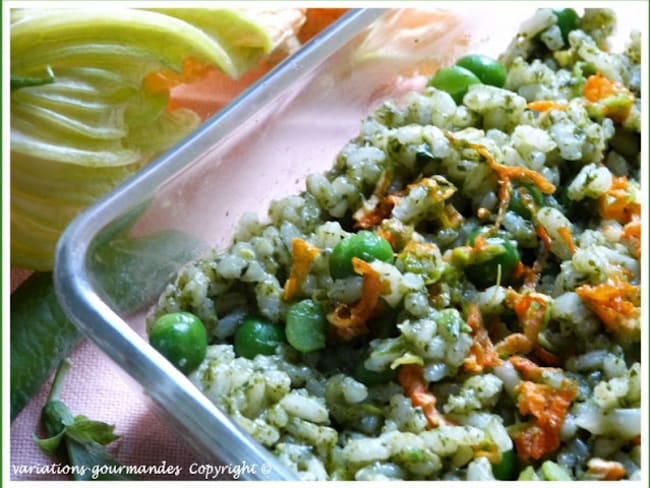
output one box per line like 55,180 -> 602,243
150,8 -> 641,481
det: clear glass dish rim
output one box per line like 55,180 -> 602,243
53,8 -> 386,481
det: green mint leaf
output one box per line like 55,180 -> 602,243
66,439 -> 137,481
66,417 -> 121,446
10,275 -> 82,421
32,430 -> 66,457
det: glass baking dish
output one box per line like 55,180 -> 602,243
54,5 -> 642,481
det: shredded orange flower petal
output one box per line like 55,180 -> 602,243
444,133 -> 555,233
512,261 -> 527,279
512,424 -> 550,461
576,279 -> 640,338
510,290 -> 550,345
586,458 -> 627,481
463,303 -> 501,373
283,238 -> 321,301
583,73 -> 635,122
583,73 -> 620,102
353,170 -> 398,229
470,142 -> 556,194
621,217 -> 641,259
527,100 -> 567,112
599,176 -> 640,224
327,257 -> 382,338
398,364 -> 449,428
557,226 -> 576,254
511,370 -> 577,461
509,355 -> 557,382
496,333 -> 534,357
353,195 -> 398,229
535,224 -> 553,251
533,344 -> 562,367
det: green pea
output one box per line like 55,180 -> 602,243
553,8 -> 579,45
456,54 -> 507,88
234,316 -> 285,359
427,65 -> 481,104
353,362 -> 396,387
330,230 -> 393,279
492,449 -> 518,480
149,312 -> 208,374
465,228 -> 520,289
286,299 -> 327,353
508,183 -> 544,219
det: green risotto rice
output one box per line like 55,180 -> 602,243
149,8 -> 641,481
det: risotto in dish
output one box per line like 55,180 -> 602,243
148,8 -> 641,481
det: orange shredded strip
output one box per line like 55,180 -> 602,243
509,355 -> 550,382
144,57 -> 215,95
356,176 -> 459,230
512,383 -> 577,461
353,171 -> 398,229
599,176 -> 640,224
576,279 -> 640,338
511,291 -> 550,341
466,302 -> 484,331
586,459 -> 627,481
509,359 -> 578,461
583,73 -> 620,102
511,425 -> 549,462
533,344 -> 562,367
398,364 -> 449,428
527,100 -> 568,112
327,257 -> 382,339
463,303 -> 502,373
496,291 -> 550,356
557,226 -> 576,254
470,142 -> 556,195
354,195 -> 399,229
621,217 -> 641,259
496,333 -> 533,357
444,134 -> 555,232
535,224 -> 553,251
583,73 -> 635,122
283,238 -> 321,301
512,262 -> 527,280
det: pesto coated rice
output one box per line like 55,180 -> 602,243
149,8 -> 642,481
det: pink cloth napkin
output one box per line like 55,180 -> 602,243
9,269 -> 208,481
10,338 -> 210,481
